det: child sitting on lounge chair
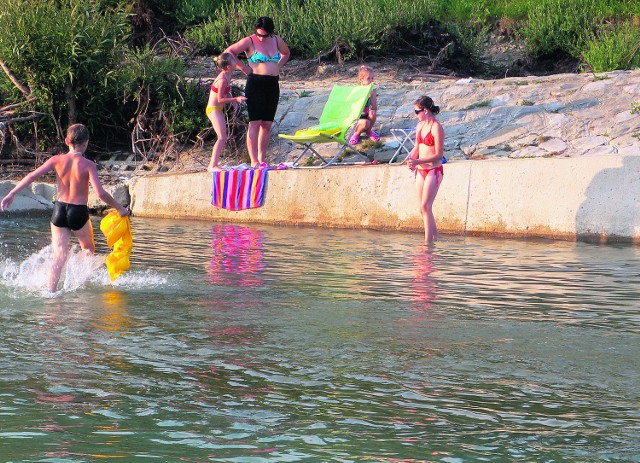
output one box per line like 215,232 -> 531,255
348,65 -> 379,145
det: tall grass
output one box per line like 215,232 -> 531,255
185,0 -> 640,72
583,21 -> 640,72
175,0 -> 222,27
0,0 -> 131,137
523,0 -> 640,65
184,0 -> 553,54
186,0 -> 461,58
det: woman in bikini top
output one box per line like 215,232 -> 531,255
226,21 -> 289,78
247,37 -> 282,66
407,95 -> 445,243
224,17 -> 291,167
410,99 -> 444,174
416,123 -> 435,147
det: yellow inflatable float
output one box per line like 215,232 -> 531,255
100,210 -> 133,281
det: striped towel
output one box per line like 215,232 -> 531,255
212,167 -> 268,210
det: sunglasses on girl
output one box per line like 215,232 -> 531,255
255,31 -> 271,38
414,108 -> 425,114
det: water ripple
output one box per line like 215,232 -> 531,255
0,216 -> 638,461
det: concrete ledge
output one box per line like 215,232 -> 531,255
0,181 -> 55,212
463,156 -> 640,241
129,156 -> 640,243
0,182 -> 128,214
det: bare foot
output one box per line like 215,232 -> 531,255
207,165 -> 223,172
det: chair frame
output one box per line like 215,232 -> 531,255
279,84 -> 373,168
289,126 -> 369,167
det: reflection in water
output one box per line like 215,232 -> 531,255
410,246 -> 438,310
1,217 -> 639,462
207,224 -> 265,288
94,290 -> 133,332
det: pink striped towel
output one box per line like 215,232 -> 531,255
211,167 -> 268,210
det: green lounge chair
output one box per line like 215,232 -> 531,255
279,84 -> 373,167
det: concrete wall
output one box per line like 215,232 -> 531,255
0,181 -> 55,211
129,155 -> 640,243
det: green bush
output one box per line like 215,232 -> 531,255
0,0 -> 131,135
0,0 -> 209,155
431,0 -> 531,23
176,0 -> 223,27
431,0 -> 491,24
583,21 -> 640,71
522,0 -> 601,58
138,0 -> 223,29
521,0 -> 640,59
111,45 -> 208,152
445,22 -> 489,60
185,0 -> 437,58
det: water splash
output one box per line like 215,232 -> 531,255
85,265 -> 169,290
1,245 -> 53,295
61,246 -> 107,292
0,245 -> 167,296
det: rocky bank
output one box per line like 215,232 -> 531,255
268,67 -> 640,164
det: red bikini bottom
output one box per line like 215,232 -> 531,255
416,165 -> 443,180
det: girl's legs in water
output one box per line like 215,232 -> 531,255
207,109 -> 227,171
415,170 -> 442,242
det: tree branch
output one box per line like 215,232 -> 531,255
0,114 -> 39,125
0,96 -> 36,114
0,60 -> 31,97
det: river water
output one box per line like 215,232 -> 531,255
1,215 -> 639,462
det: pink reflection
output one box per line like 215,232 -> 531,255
410,247 -> 438,310
207,225 -> 265,287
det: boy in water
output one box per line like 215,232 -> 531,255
0,124 -> 129,292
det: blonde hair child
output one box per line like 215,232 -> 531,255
348,65 -> 379,145
206,52 -> 247,171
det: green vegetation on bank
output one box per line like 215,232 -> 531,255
185,0 -> 488,66
0,0 -> 638,164
186,0 -> 640,70
0,0 -> 206,158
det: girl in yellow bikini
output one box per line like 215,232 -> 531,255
206,52 -> 247,172
407,96 -> 445,243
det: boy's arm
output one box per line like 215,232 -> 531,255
87,162 -> 129,216
0,158 -> 56,211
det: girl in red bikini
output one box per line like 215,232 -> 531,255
206,52 -> 247,172
407,96 -> 445,243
